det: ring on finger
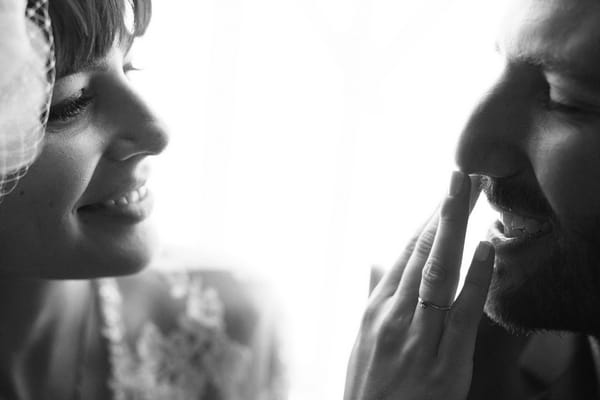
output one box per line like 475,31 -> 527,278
417,296 -> 452,311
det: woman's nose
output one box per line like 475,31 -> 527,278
455,66 -> 533,179
103,78 -> 170,162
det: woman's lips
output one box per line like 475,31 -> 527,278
78,184 -> 153,222
102,185 -> 149,207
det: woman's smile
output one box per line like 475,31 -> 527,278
78,183 -> 153,223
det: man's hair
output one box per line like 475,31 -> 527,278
47,0 -> 152,78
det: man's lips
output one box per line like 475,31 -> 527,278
481,176 -> 557,249
488,201 -> 554,250
489,203 -> 551,237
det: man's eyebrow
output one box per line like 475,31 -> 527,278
494,40 -> 593,81
518,54 -> 573,74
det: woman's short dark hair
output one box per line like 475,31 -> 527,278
46,0 -> 152,78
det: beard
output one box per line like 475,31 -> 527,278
480,176 -> 600,336
484,228 -> 600,336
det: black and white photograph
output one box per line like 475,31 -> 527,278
0,0 -> 599,399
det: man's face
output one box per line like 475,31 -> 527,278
456,0 -> 600,334
0,44 -> 169,278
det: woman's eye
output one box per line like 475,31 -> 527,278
48,90 -> 94,123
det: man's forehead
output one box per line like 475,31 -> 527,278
498,0 -> 600,82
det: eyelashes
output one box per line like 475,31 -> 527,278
47,63 -> 141,126
124,61 -> 143,75
48,90 -> 94,123
544,98 -> 584,115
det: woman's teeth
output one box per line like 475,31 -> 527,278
499,211 -> 550,238
103,185 -> 148,207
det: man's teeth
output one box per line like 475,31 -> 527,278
499,211 -> 549,238
104,186 -> 148,207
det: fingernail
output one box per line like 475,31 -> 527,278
448,171 -> 465,197
474,241 -> 492,261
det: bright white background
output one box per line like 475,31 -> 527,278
132,0 -> 508,398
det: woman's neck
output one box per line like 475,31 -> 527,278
0,279 -> 96,399
0,278 -> 92,353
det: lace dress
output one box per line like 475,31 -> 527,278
96,270 -> 287,400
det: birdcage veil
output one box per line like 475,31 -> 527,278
0,0 -> 55,199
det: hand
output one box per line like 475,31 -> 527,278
344,171 -> 495,400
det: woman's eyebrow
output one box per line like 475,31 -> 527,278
78,57 -> 111,73
58,56 -> 111,78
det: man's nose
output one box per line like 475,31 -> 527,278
104,80 -> 170,162
455,67 -> 533,178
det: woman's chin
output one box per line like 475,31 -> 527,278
46,223 -> 160,279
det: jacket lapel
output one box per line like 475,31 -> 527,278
519,333 -> 599,400
469,317 -> 599,400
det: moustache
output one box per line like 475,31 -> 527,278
480,175 -> 554,219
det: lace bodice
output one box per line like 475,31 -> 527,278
97,271 -> 287,400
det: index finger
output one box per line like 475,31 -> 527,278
390,174 -> 482,308
370,174 -> 481,302
416,173 -> 482,306
417,171 -> 471,310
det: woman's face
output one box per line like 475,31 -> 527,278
0,42 -> 169,278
